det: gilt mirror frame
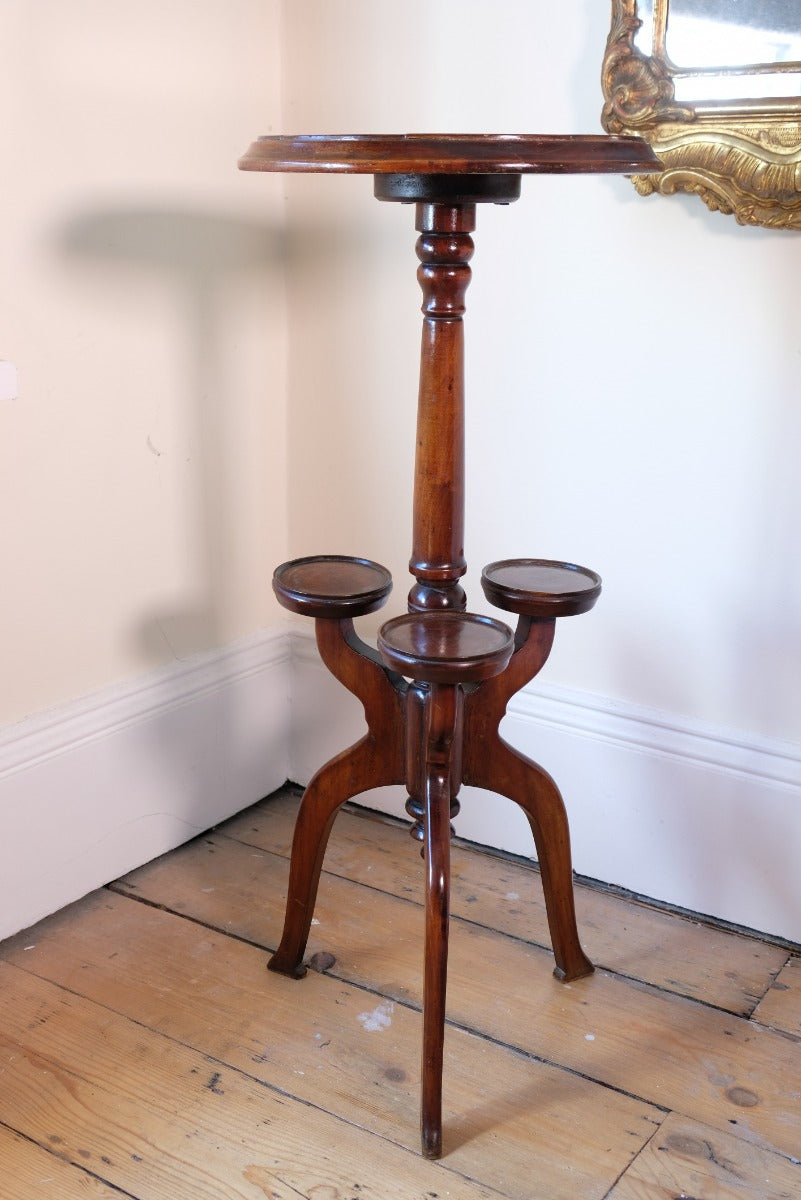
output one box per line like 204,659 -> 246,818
601,0 -> 801,229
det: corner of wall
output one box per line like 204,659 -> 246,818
0,626 -> 292,943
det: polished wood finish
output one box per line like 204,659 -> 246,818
481,558 -> 602,618
267,613 -> 405,979
273,554 -> 393,618
238,132 -> 662,175
414,680 -> 460,1160
377,612 -> 514,1156
462,614 -> 594,983
240,134 -> 660,1158
378,612 -> 514,683
409,202 -> 473,612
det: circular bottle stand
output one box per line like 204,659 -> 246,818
273,555 -> 393,619
378,611 -> 514,684
481,558 -> 601,618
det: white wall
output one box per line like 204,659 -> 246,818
0,2 -> 291,940
0,0 -> 288,725
283,1 -> 801,941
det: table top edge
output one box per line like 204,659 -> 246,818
238,133 -> 661,175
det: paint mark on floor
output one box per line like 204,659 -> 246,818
357,1002 -> 394,1032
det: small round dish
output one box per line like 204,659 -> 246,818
273,555 -> 392,619
481,558 -> 602,618
377,610 -> 514,684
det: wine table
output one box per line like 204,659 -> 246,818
239,133 -> 660,1158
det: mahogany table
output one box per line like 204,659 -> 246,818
239,134 -> 660,1158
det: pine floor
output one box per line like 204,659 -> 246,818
2,785 -> 801,1199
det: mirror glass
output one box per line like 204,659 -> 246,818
633,0 -> 656,56
666,1 -> 801,70
634,0 -> 801,100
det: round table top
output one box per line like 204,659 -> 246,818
238,133 -> 660,176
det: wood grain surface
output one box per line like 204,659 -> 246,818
2,788 -> 798,1198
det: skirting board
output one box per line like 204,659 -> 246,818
0,628 -> 291,943
290,629 -> 801,944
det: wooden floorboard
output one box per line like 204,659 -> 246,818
221,789 -> 788,1015
752,954 -> 801,1039
0,890 -> 657,1199
606,1112 -> 801,1200
0,1124 -> 129,1199
2,786 -> 800,1198
0,962 -> 508,1199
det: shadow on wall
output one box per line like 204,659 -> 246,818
56,208 -> 289,828
59,206 -> 286,657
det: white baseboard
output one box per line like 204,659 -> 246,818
290,629 -> 801,944
0,628 -> 291,942
8,623 -> 800,946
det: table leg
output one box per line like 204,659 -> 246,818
463,618 -> 593,981
418,683 -> 461,1159
268,618 -> 405,977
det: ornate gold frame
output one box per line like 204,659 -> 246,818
601,0 -> 801,229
